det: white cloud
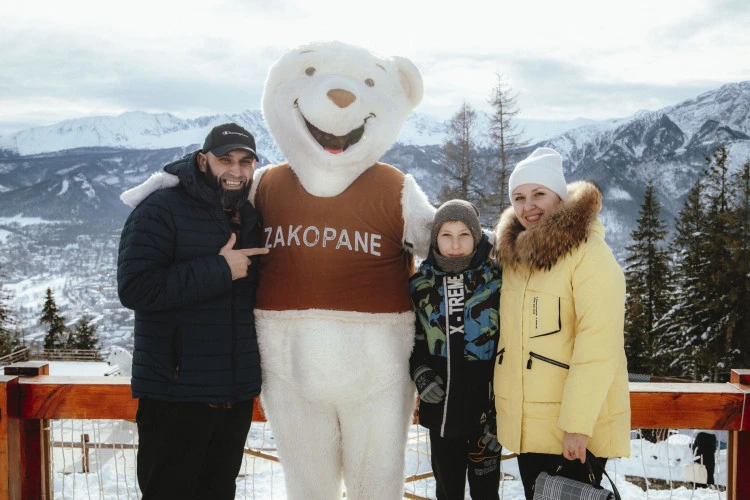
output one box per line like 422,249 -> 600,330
1,0 -> 748,134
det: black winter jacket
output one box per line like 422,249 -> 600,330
409,236 -> 501,437
117,151 -> 263,403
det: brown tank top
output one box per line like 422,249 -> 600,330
255,162 -> 414,313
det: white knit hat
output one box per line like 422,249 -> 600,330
509,147 -> 568,201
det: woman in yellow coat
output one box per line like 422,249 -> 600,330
493,147 -> 630,499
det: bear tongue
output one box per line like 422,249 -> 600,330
324,147 -> 344,154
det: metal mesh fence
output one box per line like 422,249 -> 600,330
47,422 -> 728,499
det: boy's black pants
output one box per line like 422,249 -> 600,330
136,397 -> 254,500
517,452 -> 608,500
429,428 -> 501,500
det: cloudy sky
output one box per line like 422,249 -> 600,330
1,0 -> 748,135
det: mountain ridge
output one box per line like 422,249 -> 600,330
1,80 -> 749,350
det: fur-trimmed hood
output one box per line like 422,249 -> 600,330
495,180 -> 603,271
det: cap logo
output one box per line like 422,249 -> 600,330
222,131 -> 250,139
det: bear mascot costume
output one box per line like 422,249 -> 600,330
252,41 -> 435,500
120,40 -> 436,499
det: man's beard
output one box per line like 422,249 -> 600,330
203,168 -> 252,211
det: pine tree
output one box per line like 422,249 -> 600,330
40,288 -> 68,350
700,145 -> 737,381
0,266 -> 21,357
655,181 -> 710,379
661,145 -> 744,381
624,181 -> 671,375
68,316 -> 99,350
486,73 -> 527,219
439,101 -> 488,219
728,158 -> 750,370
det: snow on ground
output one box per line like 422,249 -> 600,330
48,361 -> 114,376
0,214 -> 66,226
48,424 -> 729,500
42,363 -> 728,499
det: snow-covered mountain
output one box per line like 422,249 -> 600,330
0,109 -> 448,160
0,110 -> 276,160
536,81 -> 750,253
1,81 -> 749,350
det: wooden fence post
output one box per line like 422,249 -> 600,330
81,434 -> 90,473
728,369 -> 750,500
0,375 -> 21,499
4,362 -> 51,500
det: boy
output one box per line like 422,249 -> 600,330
410,199 -> 502,500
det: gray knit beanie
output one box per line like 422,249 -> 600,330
430,200 -> 482,273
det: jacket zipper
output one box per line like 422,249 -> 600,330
231,288 -> 237,401
172,325 -> 182,382
213,205 -> 240,401
440,275 -> 451,438
496,347 -> 505,365
527,351 -> 570,370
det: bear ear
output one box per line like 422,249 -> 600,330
394,56 -> 423,109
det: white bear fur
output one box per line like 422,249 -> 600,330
261,40 -> 423,198
105,346 -> 133,377
256,41 -> 434,500
120,171 -> 179,208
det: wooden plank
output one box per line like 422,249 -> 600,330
17,377 -> 268,421
20,377 -> 136,419
728,430 -> 750,500
3,364 -> 51,500
0,376 -> 21,500
629,382 -> 745,430
13,377 -> 746,429
728,370 -> 750,500
12,377 -> 748,428
4,362 -> 49,378
730,369 -> 750,386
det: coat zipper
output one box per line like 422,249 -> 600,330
526,351 -> 570,370
496,347 -> 505,365
440,275 -> 451,438
231,288 -> 237,401
172,325 -> 182,382
212,204 -> 241,401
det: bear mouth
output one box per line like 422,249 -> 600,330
296,100 -> 373,154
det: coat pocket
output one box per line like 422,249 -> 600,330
528,293 -> 561,338
523,351 -> 569,403
526,351 -> 569,370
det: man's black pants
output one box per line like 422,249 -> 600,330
517,452 -> 608,500
136,398 -> 254,500
429,428 -> 501,500
693,431 -> 717,486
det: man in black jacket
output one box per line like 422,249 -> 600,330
117,123 -> 269,499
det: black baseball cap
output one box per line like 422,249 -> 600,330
202,123 -> 259,160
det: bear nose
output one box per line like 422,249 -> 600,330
327,89 -> 356,108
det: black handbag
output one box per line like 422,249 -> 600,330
533,450 -> 621,500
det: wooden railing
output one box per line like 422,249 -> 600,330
33,348 -> 103,362
0,363 -> 748,500
0,347 -> 30,367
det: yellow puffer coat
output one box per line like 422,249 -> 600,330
493,181 -> 631,457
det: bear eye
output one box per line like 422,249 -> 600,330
365,78 -> 375,87
305,67 -> 316,76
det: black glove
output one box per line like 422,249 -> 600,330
480,422 -> 501,453
413,366 -> 446,404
